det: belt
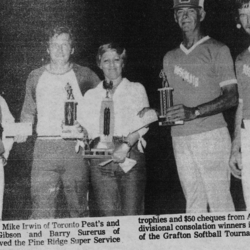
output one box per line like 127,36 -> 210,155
37,136 -> 76,141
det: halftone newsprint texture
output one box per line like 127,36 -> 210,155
0,0 -> 249,249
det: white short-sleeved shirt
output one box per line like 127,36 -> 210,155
78,78 -> 150,139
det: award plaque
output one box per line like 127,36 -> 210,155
83,82 -> 115,159
158,70 -> 184,126
61,83 -> 82,139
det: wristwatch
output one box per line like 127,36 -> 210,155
194,107 -> 201,118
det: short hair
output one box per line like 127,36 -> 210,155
46,25 -> 75,48
96,43 -> 127,67
236,0 -> 250,9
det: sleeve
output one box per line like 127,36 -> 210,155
0,96 -> 14,125
163,54 -> 169,73
0,96 -> 14,159
133,84 -> 150,137
215,46 -> 237,88
77,67 -> 101,96
20,71 -> 37,123
235,57 -> 244,104
87,69 -> 100,89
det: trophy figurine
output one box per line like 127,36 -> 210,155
158,70 -> 184,126
82,80 -> 115,159
61,83 -> 81,138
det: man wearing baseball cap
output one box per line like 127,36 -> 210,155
163,0 -> 237,212
173,0 -> 204,9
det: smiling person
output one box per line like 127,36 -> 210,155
15,25 -> 100,219
230,0 -> 250,211
162,0 -> 237,213
78,43 -> 150,216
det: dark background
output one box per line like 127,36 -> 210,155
0,0 -> 246,220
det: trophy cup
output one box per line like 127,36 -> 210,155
158,70 -> 184,126
83,81 -> 114,159
61,83 -> 82,139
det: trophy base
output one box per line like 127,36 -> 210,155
159,120 -> 184,126
82,149 -> 113,159
61,126 -> 84,139
82,139 -> 114,159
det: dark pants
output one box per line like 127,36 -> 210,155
30,139 -> 89,219
90,144 -> 146,217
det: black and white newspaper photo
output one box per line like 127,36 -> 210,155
1,0 -> 250,249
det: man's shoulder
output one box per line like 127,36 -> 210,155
236,48 -> 250,63
72,63 -> 96,75
202,37 -> 229,51
163,46 -> 180,59
0,95 -> 5,105
72,63 -> 100,95
28,66 -> 46,78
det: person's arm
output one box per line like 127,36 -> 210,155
229,101 -> 242,179
75,65 -> 100,96
167,44 -> 238,121
0,96 -> 15,160
15,71 -> 37,143
112,83 -> 149,163
166,83 -> 238,122
0,97 -> 14,124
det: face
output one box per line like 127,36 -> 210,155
47,33 -> 74,65
174,7 -> 205,33
99,50 -> 124,81
239,6 -> 250,35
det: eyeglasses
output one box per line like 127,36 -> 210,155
175,8 -> 198,18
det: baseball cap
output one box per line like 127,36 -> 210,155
173,0 -> 204,9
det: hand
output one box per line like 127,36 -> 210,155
14,135 -> 28,143
61,120 -> 86,134
137,107 -> 155,118
166,105 -> 195,122
73,120 -> 84,134
229,148 -> 242,179
112,143 -> 130,163
126,132 -> 140,147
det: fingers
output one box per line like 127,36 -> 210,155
230,168 -> 242,179
137,107 -> 151,118
14,135 -> 28,143
73,121 -> 84,133
112,144 -> 129,163
166,105 -> 184,121
229,156 -> 242,179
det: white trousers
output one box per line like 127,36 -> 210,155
172,127 -> 235,213
241,120 -> 250,210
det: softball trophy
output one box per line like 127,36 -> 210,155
61,83 -> 82,138
158,70 -> 184,126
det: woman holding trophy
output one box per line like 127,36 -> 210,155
78,43 -> 151,216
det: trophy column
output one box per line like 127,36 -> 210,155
62,83 -> 81,138
158,70 -> 184,126
83,82 -> 115,159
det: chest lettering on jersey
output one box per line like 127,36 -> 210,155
174,65 -> 199,87
243,64 -> 250,78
